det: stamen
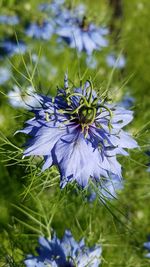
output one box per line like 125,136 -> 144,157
81,124 -> 89,138
84,125 -> 89,138
45,112 -> 50,122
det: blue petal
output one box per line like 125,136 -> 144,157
111,107 -> 133,128
144,241 -> 150,250
90,31 -> 108,47
24,126 -> 67,156
54,130 -> 101,187
24,256 -> 45,267
82,32 -> 96,55
42,156 -> 53,171
145,253 -> 150,258
118,131 -> 138,149
77,245 -> 102,267
61,230 -> 80,258
100,174 -> 123,199
70,28 -> 83,52
100,156 -> 122,177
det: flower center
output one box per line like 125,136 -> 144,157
80,16 -> 89,31
78,106 -> 96,124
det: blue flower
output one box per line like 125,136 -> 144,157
25,20 -> 54,40
39,0 -> 65,14
146,164 -> 150,173
56,17 -> 108,55
39,2 -> 105,55
145,151 -> 150,173
118,93 -> 135,109
18,75 -> 138,188
24,230 -> 102,267
39,0 -> 71,29
55,3 -> 86,25
0,39 -> 26,59
0,15 -> 19,25
106,53 -> 126,69
39,0 -> 84,19
143,236 -> 150,258
0,67 -> 11,85
73,4 -> 86,17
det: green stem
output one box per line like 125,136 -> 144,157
97,104 -> 113,118
58,102 -> 85,115
86,79 -> 93,104
66,93 -> 89,106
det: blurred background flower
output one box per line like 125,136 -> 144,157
0,15 -> 19,25
0,67 -> 11,85
0,39 -> 26,59
7,85 -> 40,109
25,20 -> 54,40
143,236 -> 150,258
25,230 -> 102,267
106,53 -> 126,69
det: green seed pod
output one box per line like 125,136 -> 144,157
79,106 -> 96,124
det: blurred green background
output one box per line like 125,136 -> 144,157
0,0 -> 150,266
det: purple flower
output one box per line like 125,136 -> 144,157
106,53 -> 126,69
0,15 -> 19,25
24,230 -> 102,267
56,17 -> 108,55
0,39 -> 26,59
25,20 -> 54,40
18,75 -> 138,188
